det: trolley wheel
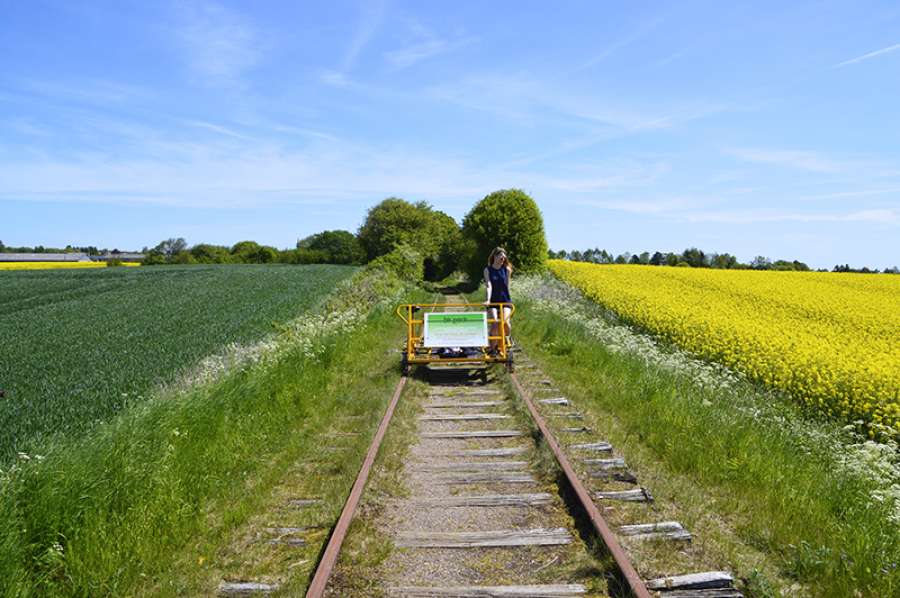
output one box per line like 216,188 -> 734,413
401,354 -> 410,376
506,353 -> 515,373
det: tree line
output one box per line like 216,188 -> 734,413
0,241 -> 118,255
548,246 -> 899,274
138,189 -> 548,281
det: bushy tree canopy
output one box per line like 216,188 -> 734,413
231,240 -> 277,263
190,244 -> 231,263
297,230 -> 364,265
357,198 -> 463,279
462,189 -> 548,278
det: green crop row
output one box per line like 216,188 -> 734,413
0,264 -> 356,460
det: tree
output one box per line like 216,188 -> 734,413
751,256 -> 772,270
150,238 -> 188,259
358,198 -> 438,261
649,251 -> 665,266
257,246 -> 278,263
297,230 -> 365,265
461,189 -> 548,277
191,244 -> 231,263
680,247 -> 707,268
231,240 -> 261,262
548,249 -> 567,260
629,254 -> 642,264
428,210 -> 467,280
710,253 -> 737,269
357,198 -> 463,279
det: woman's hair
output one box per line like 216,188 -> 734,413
487,246 -> 513,272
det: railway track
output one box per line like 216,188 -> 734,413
219,296 -> 744,597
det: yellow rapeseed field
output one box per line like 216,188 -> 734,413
0,262 -> 140,271
549,261 -> 900,433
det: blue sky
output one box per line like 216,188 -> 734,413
1,1 -> 898,268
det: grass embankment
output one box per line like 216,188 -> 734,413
0,263 -> 418,596
509,279 -> 899,598
0,264 -> 357,460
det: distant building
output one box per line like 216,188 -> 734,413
0,253 -> 91,262
94,252 -> 145,262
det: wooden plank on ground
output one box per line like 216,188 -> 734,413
395,528 -> 572,548
569,441 -> 612,452
416,460 -> 529,471
430,389 -> 502,398
595,488 -> 653,503
386,584 -> 587,596
424,401 -> 505,408
591,471 -> 638,484
583,457 -> 627,470
419,414 -> 511,421
446,447 -> 529,457
410,493 -> 553,507
435,472 -> 537,484
645,571 -> 735,590
421,430 -> 523,439
218,582 -> 280,596
539,397 -> 569,405
619,521 -> 691,542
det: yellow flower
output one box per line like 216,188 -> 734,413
550,261 -> 900,434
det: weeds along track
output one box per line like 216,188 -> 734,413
217,297 -> 745,598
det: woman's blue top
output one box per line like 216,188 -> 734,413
487,266 -> 512,303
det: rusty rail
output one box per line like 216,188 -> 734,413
305,376 -> 408,598
509,372 -> 652,598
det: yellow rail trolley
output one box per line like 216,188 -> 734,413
395,302 -> 515,375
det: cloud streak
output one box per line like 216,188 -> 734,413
834,42 -> 900,68
384,20 -> 472,69
727,147 -> 842,173
174,1 -> 260,85
340,0 -> 386,72
683,208 -> 899,224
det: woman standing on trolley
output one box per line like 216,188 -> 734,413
484,247 -> 513,353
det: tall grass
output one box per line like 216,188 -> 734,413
511,294 -> 899,597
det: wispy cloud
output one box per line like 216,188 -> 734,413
187,120 -> 252,140
575,196 -> 705,214
339,0 -> 386,72
173,1 -> 260,85
12,78 -> 149,106
834,42 -> 900,68
726,147 -> 842,173
384,20 -> 472,69
570,17 -> 664,73
683,208 -> 899,224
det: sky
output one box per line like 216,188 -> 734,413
1,1 -> 899,269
